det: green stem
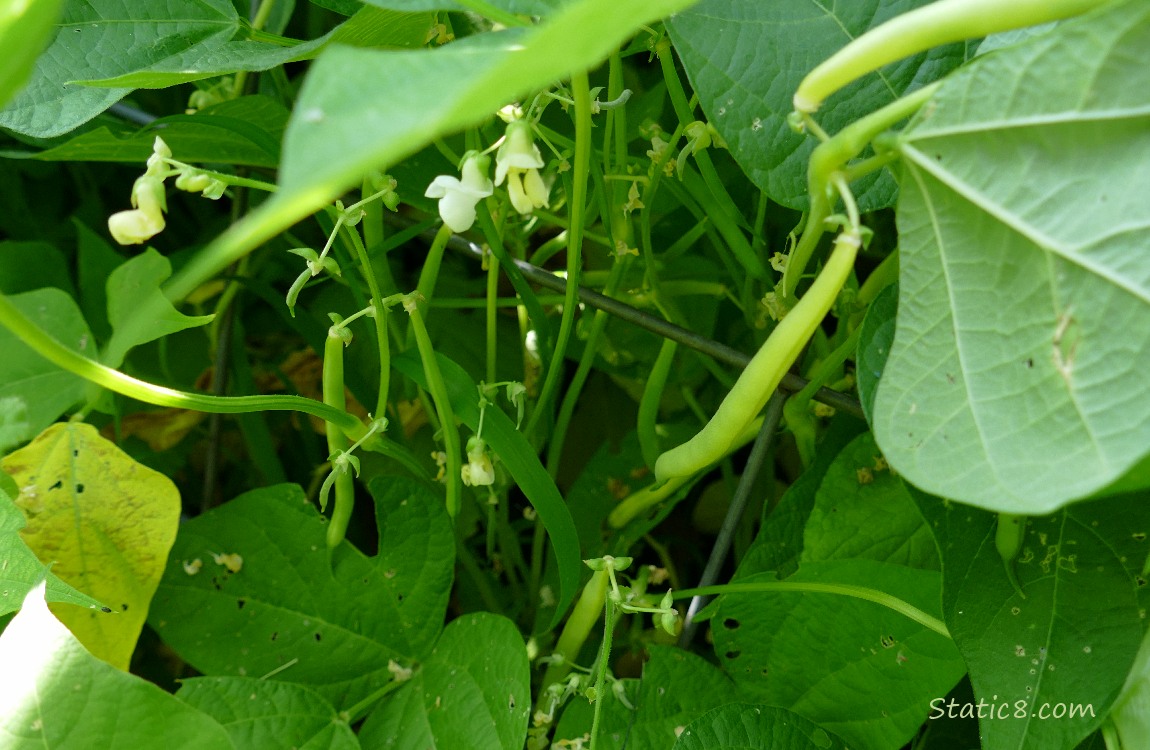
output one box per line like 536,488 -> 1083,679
343,221 -> 392,419
407,300 -> 462,517
673,582 -> 949,638
525,71 -> 592,438
416,224 -> 455,306
0,292 -> 366,441
485,249 -> 499,385
793,0 -> 1106,112
656,230 -> 860,484
783,83 -> 939,301
589,599 -> 617,750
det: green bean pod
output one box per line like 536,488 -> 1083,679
324,327 -> 355,549
638,339 -> 678,470
654,230 -> 860,483
995,512 -> 1028,599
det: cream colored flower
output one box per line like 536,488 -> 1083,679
461,435 -> 495,486
424,152 -> 493,232
495,121 -> 549,215
107,175 -> 166,245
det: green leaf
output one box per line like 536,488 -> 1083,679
4,96 -> 288,168
1,422 -> 182,669
1109,630 -> 1150,749
267,0 -> 693,227
876,0 -> 1150,513
801,432 -> 937,569
358,612 -> 530,750
0,471 -> 105,616
0,241 -> 74,297
177,676 -> 360,750
362,0 -> 565,14
0,289 -> 94,450
672,703 -> 846,750
551,647 -> 742,749
393,350 -> 581,628
102,248 -> 214,368
736,418 -> 866,581
666,0 -> 967,211
714,561 -> 965,750
149,478 -> 453,711
856,283 -> 897,426
914,489 -> 1146,749
617,646 -> 741,749
0,0 -> 327,138
0,583 -> 234,749
0,0 -> 63,111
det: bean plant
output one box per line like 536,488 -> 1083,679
0,0 -> 1147,748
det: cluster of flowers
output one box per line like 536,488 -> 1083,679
424,120 -> 551,233
107,137 -> 227,246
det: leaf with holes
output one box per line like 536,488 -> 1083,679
914,488 -> 1147,749
0,471 -> 106,617
672,703 -> 846,750
714,560 -> 964,750
667,0 -> 968,211
357,612 -> 530,749
876,0 -> 1150,513
149,477 -> 453,711
0,422 -> 180,669
176,676 -> 358,750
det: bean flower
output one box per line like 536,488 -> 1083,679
424,152 -> 494,232
495,120 -> 550,215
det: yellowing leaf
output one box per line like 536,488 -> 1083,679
0,422 -> 181,669
101,408 -> 206,452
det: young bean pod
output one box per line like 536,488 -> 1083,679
324,325 -> 355,549
995,512 -> 1028,599
654,229 -> 860,483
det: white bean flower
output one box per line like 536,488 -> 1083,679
495,120 -> 549,215
424,152 -> 494,232
107,174 -> 166,245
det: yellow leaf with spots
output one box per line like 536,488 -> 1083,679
0,422 -> 180,669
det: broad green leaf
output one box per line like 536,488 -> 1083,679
550,648 -> 743,749
736,418 -> 866,580
0,241 -> 75,296
666,0 -> 967,211
856,283 -> 897,425
149,478 -> 453,711
267,0 -> 693,226
0,0 -> 63,111
801,432 -> 937,569
102,248 -> 214,368
1109,630 -> 1150,750
672,703 -> 846,750
0,422 -> 181,669
177,676 -> 360,750
0,289 -> 92,456
714,561 -> 964,750
0,0 -> 325,138
562,646 -> 741,750
363,0 -> 564,14
393,350 -> 581,628
0,471 -> 105,616
3,96 -> 289,168
914,490 -> 1146,749
876,0 -> 1150,513
74,219 -> 122,342
358,612 -> 530,750
0,583 -> 234,749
